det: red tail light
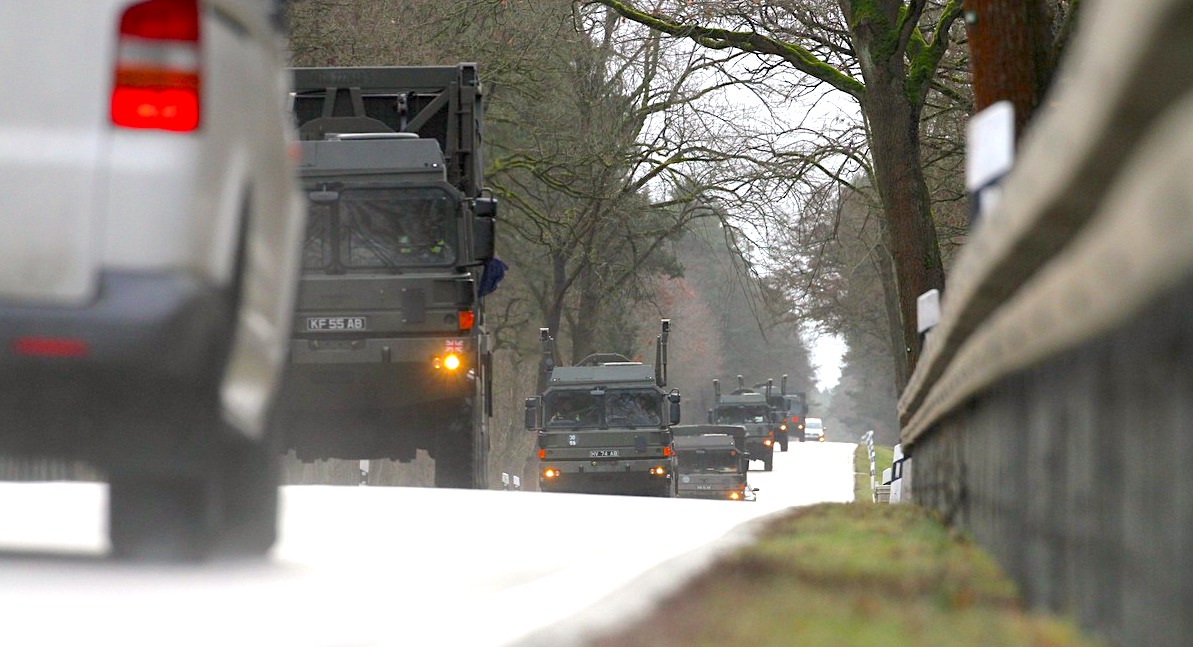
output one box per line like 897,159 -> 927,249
12,337 -> 89,358
111,0 -> 201,132
458,310 -> 475,332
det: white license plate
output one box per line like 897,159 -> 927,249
306,316 -> 367,332
590,449 -> 619,458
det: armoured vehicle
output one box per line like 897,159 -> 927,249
752,376 -> 808,451
0,0 -> 304,559
671,425 -> 754,501
708,377 -> 774,471
275,65 -> 499,488
525,320 -> 681,497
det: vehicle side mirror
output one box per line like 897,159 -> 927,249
667,389 -> 681,425
524,396 -> 540,431
474,196 -> 498,218
473,213 -> 495,261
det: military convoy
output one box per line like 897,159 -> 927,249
672,425 -> 755,501
525,320 -> 681,497
275,65 -> 499,488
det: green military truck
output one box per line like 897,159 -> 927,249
672,425 -> 755,501
753,376 -> 808,451
275,65 -> 500,488
708,377 -> 774,471
525,320 -> 681,497
778,387 -> 810,449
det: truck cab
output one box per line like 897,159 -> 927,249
526,320 -> 680,497
709,377 -> 775,471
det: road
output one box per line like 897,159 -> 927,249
0,441 -> 855,647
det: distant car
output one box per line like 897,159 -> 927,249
0,0 -> 304,559
804,417 -> 825,442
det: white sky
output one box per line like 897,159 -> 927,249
810,332 -> 845,391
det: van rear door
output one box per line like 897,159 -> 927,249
0,1 -> 125,304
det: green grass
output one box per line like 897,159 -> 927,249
589,503 -> 1103,647
855,442 -> 895,502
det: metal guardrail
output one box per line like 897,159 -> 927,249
899,0 -> 1193,446
895,2 -> 1193,644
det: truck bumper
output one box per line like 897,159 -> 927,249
539,459 -> 673,497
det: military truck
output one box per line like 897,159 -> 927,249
671,425 -> 755,501
525,320 -> 681,497
752,376 -> 808,451
779,387 -> 810,449
275,65 -> 499,488
708,377 -> 774,471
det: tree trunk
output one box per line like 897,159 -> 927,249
873,241 -> 909,390
570,261 -> 603,363
852,2 -> 947,389
546,250 -> 567,339
964,0 -> 1056,136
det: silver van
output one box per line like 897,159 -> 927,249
0,0 -> 305,559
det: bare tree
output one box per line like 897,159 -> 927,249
583,0 -> 972,389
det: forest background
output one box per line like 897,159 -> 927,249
281,0 -> 1077,486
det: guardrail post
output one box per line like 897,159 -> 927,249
861,431 -> 876,501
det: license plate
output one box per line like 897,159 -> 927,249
306,316 -> 367,332
590,449 -> 619,458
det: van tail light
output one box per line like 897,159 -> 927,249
111,0 -> 201,132
12,337 -> 90,358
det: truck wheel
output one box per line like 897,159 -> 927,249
780,438 -> 789,452
764,456 -> 773,472
109,475 -> 218,561
433,417 -> 479,489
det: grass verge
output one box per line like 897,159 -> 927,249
589,503 -> 1102,647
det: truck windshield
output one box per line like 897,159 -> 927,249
677,450 -> 740,473
713,405 -> 768,424
543,389 -> 662,428
605,389 -> 662,427
544,391 -> 600,428
303,186 -> 457,271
